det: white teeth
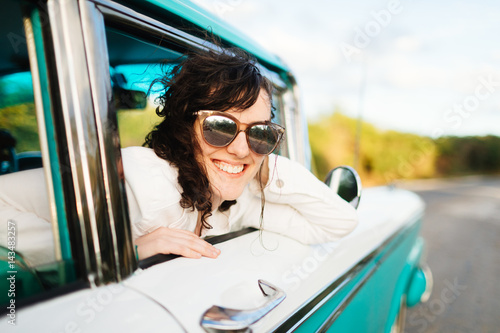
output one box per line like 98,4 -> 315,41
214,161 -> 244,174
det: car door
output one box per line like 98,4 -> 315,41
0,1 -> 183,330
81,3 -> 428,333
1,1 -> 430,332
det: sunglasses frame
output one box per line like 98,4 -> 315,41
195,110 -> 285,155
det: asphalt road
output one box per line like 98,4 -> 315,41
398,176 -> 500,333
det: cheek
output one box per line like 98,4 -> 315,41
198,142 -> 219,161
194,126 -> 213,160
250,156 -> 266,176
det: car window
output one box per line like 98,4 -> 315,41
271,91 -> 288,157
101,15 -> 289,267
104,26 -> 182,147
0,0 -> 76,306
113,63 -> 165,147
105,26 -> 288,154
0,72 -> 40,173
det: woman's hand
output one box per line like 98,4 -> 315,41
134,227 -> 221,260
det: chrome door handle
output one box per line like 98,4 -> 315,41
200,279 -> 286,332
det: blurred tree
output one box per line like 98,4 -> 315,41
435,135 -> 500,175
308,111 -> 437,186
0,73 -> 39,153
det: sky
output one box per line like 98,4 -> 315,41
191,0 -> 500,138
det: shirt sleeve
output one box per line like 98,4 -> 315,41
122,147 -> 193,240
231,155 -> 358,244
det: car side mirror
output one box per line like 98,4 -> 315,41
113,87 -> 148,110
324,166 -> 362,209
111,72 -> 148,110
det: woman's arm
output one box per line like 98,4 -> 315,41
234,155 -> 358,244
122,147 -> 220,260
134,227 -> 220,259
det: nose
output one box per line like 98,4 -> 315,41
226,131 -> 250,158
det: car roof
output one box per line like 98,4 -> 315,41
1,1 -> 30,75
115,0 -> 290,73
1,0 -> 289,76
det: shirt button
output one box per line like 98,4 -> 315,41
276,179 -> 285,188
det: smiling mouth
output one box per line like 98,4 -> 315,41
213,160 -> 245,174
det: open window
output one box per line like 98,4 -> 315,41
0,0 -> 78,307
88,2 -> 290,267
99,7 -> 289,153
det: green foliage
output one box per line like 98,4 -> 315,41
308,111 -> 500,185
0,102 -> 40,152
435,135 -> 500,174
0,72 -> 39,153
309,112 -> 437,185
0,99 -> 159,155
3,99 -> 499,183
116,104 -> 160,147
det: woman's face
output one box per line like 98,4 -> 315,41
194,89 -> 271,206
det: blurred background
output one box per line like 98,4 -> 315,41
0,0 -> 497,331
192,0 -> 500,185
191,1 -> 500,332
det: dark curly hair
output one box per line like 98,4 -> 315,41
145,47 -> 274,232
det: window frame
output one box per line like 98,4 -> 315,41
25,0 -> 306,285
0,0 -> 89,308
42,0 -> 136,287
80,0 -> 298,270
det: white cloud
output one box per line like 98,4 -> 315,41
192,0 -> 500,136
393,36 -> 421,52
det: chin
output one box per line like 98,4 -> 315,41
219,188 -> 245,202
221,193 -> 241,202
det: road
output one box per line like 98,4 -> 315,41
398,175 -> 500,333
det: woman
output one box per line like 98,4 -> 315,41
123,47 -> 358,260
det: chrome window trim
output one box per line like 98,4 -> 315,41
291,76 -> 312,169
272,210 -> 424,332
280,73 -> 311,169
287,74 -> 311,169
272,91 -> 290,158
91,0 -> 289,94
79,0 -> 136,281
23,16 -> 62,261
47,0 -> 111,284
261,67 -> 287,91
90,0 -> 218,54
282,89 -> 298,163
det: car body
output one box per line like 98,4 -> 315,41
0,0 -> 431,332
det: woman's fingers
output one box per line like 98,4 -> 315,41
164,232 -> 220,258
155,228 -> 220,257
135,227 -> 221,260
167,238 -> 219,259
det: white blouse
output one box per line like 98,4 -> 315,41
122,147 -> 358,244
0,147 -> 358,265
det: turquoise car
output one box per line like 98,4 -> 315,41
0,0 -> 431,331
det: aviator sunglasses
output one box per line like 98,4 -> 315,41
195,110 -> 285,155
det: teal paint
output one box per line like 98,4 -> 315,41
31,9 -> 73,262
382,234 -> 423,332
406,265 -> 428,307
115,0 -> 288,71
294,220 -> 424,332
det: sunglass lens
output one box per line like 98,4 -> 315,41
248,125 -> 279,155
202,116 -> 237,147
